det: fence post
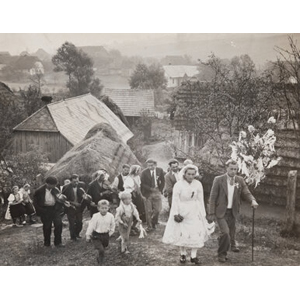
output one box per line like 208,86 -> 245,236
282,170 -> 297,234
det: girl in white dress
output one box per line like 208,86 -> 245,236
123,165 -> 146,223
162,164 -> 215,264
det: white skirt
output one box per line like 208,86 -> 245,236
162,201 -> 214,248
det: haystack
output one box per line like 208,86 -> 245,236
46,123 -> 140,183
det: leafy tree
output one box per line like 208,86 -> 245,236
0,82 -> 26,148
19,85 -> 43,117
52,42 -> 103,97
129,63 -> 167,90
171,54 -> 274,170
271,36 -> 300,137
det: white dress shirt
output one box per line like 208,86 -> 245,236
227,175 -> 235,209
86,212 -> 115,239
151,169 -> 157,187
44,189 -> 56,206
172,171 -> 179,182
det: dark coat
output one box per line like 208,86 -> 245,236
164,172 -> 177,196
62,181 -> 87,212
140,167 -> 165,198
208,174 -> 256,218
33,184 -> 63,216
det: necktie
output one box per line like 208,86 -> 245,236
230,177 -> 234,186
151,171 -> 156,188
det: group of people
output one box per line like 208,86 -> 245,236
4,184 -> 36,226
3,156 -> 259,265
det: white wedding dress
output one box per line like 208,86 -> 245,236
162,179 -> 214,248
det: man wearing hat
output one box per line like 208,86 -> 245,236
62,174 -> 87,241
164,159 -> 180,208
140,158 -> 165,230
33,176 -> 67,247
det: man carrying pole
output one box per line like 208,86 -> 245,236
207,159 -> 259,263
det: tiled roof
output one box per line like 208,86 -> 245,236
14,93 -> 133,145
104,88 -> 155,117
163,65 -> 199,78
14,106 -> 58,132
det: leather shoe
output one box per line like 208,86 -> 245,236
231,246 -> 240,252
190,257 -> 201,265
55,243 -> 65,248
218,256 -> 228,263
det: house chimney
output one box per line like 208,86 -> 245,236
41,96 -> 53,105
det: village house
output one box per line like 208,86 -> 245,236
104,88 -> 155,126
163,65 -> 199,88
11,93 -> 133,163
11,55 -> 43,75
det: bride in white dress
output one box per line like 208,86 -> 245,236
162,164 -> 214,265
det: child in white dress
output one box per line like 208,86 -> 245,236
115,191 -> 142,254
162,164 -> 215,265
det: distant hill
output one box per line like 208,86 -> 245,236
110,33 -> 299,66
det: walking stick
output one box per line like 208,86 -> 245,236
252,207 -> 255,262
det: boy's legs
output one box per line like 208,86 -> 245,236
92,232 -> 109,264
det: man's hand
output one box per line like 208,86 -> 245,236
101,190 -> 111,196
86,238 -> 91,243
251,200 -> 259,209
90,202 -> 97,208
207,214 -> 216,223
73,202 -> 81,208
174,214 -> 184,223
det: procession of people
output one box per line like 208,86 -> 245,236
1,157 -> 258,265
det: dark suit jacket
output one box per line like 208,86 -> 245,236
141,167 -> 165,198
87,180 -> 112,205
62,182 -> 86,212
208,174 -> 255,218
33,184 -> 63,216
164,171 -> 177,200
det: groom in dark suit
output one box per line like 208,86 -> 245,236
208,159 -> 258,262
164,159 -> 180,208
141,158 -> 165,230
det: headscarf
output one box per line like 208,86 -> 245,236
178,164 -> 199,181
129,165 -> 141,176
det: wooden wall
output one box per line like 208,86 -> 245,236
11,131 -> 73,163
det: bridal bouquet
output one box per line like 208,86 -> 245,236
230,117 -> 281,187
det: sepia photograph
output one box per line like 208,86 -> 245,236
1,32 -> 300,268
1,4 -> 300,278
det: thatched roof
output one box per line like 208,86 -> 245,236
14,93 -> 133,145
46,123 -> 140,183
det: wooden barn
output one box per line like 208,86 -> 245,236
11,93 -> 133,163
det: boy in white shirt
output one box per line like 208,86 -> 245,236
86,199 -> 115,264
115,191 -> 142,254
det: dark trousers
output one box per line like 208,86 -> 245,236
145,189 -> 162,228
67,208 -> 83,239
216,209 -> 237,257
92,231 -> 109,264
40,206 -> 63,246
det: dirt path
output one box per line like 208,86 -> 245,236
1,197 -> 300,266
142,141 -> 173,170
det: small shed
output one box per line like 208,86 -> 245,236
104,88 -> 155,126
12,93 -> 133,162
